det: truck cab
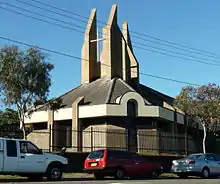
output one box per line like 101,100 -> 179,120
0,138 -> 68,181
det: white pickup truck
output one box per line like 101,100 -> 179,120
0,138 -> 68,181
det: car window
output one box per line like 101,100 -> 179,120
6,140 -> 17,157
206,154 -> 216,161
87,150 -> 104,159
107,150 -> 123,159
108,150 -> 142,160
107,150 -> 116,159
19,141 -> 40,154
120,152 -> 132,159
186,154 -> 202,160
214,154 -> 220,161
107,150 -> 132,159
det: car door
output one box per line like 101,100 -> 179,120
18,141 -> 46,173
122,152 -> 138,175
105,150 -> 117,168
0,139 -> 4,172
212,154 -> 220,175
106,150 -> 134,174
3,140 -> 19,172
131,155 -> 151,175
205,154 -> 218,174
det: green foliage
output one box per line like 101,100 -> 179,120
0,45 -> 54,108
0,45 -> 59,138
175,83 -> 220,131
47,97 -> 64,111
0,108 -> 19,126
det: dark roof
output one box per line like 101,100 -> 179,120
37,77 -> 173,111
138,84 -> 174,106
37,77 -> 135,111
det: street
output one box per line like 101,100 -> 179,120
0,178 -> 219,184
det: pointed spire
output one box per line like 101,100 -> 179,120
107,4 -> 118,26
85,8 -> 97,35
81,8 -> 100,84
121,22 -> 139,86
100,4 -> 122,79
122,21 -> 133,52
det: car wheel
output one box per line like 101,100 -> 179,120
151,171 -> 159,179
94,173 -> 104,180
46,163 -> 63,181
115,168 -> 125,180
202,167 -> 210,179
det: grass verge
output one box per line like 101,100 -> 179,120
0,172 -> 178,180
160,173 -> 178,178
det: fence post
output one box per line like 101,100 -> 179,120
184,114 -> 188,155
49,124 -> 51,153
91,127 -> 93,152
126,128 -> 130,152
173,110 -> 177,153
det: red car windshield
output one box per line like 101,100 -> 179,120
87,150 -> 104,160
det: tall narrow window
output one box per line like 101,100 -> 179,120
126,99 -> 138,152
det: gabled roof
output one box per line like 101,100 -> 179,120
37,77 -> 173,111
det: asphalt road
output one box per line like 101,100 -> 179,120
0,178 -> 220,184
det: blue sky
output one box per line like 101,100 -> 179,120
0,0 -> 220,99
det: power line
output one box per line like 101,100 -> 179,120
133,45 -> 220,67
132,41 -> 220,65
12,0 -> 220,64
15,0 -> 88,24
130,34 -> 220,60
0,5 -> 85,34
28,0 -> 90,22
2,3 -> 220,68
130,30 -> 220,58
0,36 -> 201,87
1,2 -> 86,31
25,0 -> 220,59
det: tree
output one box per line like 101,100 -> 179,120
0,45 -> 59,139
175,83 -> 220,153
0,108 -> 19,126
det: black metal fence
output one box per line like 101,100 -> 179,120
0,124 -> 207,155
20,126 -> 202,155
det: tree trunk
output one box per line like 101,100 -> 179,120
201,122 -> 206,153
22,121 -> 27,140
18,109 -> 26,140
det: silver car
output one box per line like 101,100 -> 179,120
171,153 -> 220,178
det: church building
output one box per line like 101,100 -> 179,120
25,5 -> 202,154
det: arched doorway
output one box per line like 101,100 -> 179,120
127,100 -> 138,117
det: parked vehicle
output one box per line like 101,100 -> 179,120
0,138 -> 68,181
83,149 -> 163,180
171,153 -> 220,178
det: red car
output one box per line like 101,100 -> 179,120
84,149 -> 163,180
